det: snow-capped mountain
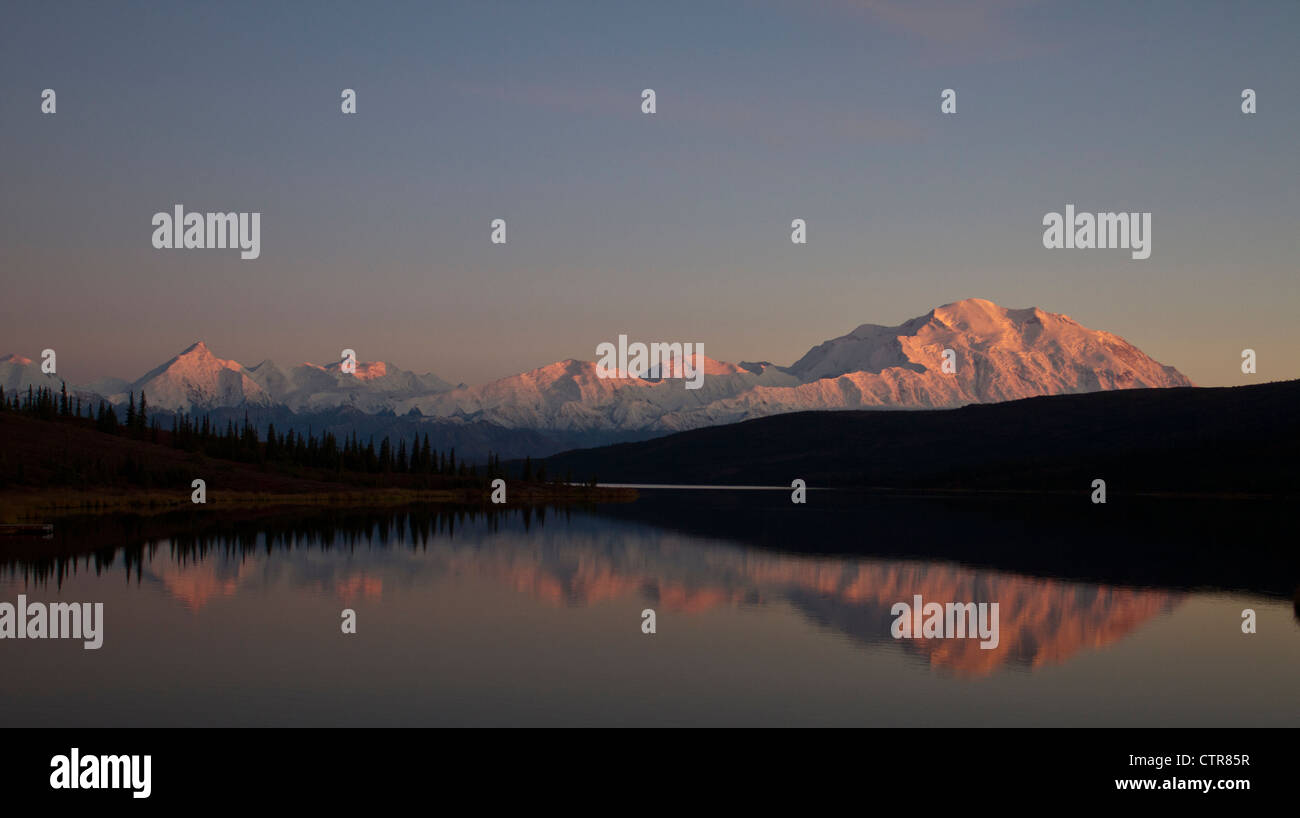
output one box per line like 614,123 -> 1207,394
246,358 -> 455,412
120,342 -> 272,412
693,297 -> 1193,428
1,299 -> 1192,433
1,353 -> 98,401
106,343 -> 459,413
396,356 -> 802,431
1,354 -> 52,393
789,298 -> 1187,392
396,298 -> 1191,431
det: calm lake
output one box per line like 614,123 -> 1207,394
2,491 -> 1297,727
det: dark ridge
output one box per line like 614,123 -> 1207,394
544,380 -> 1300,496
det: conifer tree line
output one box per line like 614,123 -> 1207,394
0,382 -> 512,480
1,382 -> 155,437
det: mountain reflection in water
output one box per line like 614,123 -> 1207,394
2,503 -> 1184,676
1,496 -> 1296,727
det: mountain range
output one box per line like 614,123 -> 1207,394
0,298 -> 1192,458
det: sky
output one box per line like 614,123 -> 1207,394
1,0 -> 1297,388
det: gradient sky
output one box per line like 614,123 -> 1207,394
2,0 -> 1297,388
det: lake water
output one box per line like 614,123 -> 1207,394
2,491 -> 1297,727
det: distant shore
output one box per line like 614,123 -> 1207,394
0,484 -> 637,523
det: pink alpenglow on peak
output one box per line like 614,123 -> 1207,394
124,341 -> 271,412
313,359 -> 390,381
34,299 -> 1194,430
787,298 -> 1192,397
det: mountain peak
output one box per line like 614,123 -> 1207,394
938,296 -> 1000,310
790,298 -> 1191,395
932,297 -> 1004,321
129,342 -> 268,411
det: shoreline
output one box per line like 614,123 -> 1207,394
0,484 -> 639,523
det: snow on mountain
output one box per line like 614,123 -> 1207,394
1,353 -> 80,397
246,357 -> 455,412
397,298 -> 1191,432
123,341 -> 271,411
726,297 -> 1194,423
398,356 -> 800,431
8,298 -> 1192,431
790,298 -> 1188,393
